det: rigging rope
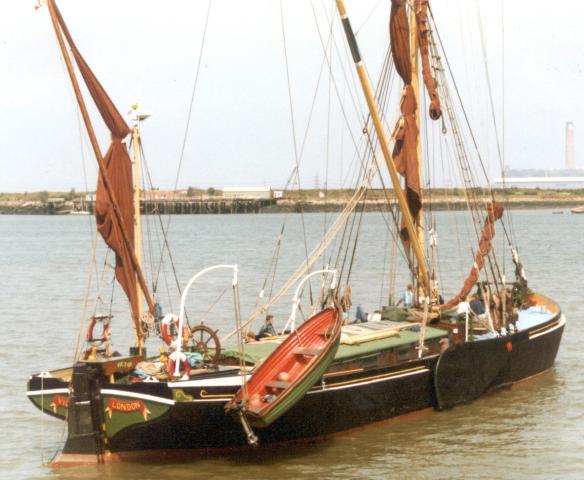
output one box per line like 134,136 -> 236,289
323,1 -> 334,268
157,0 -> 212,274
251,5 -> 340,329
222,180 -> 372,344
430,6 -> 512,274
245,2 -> 404,333
73,231 -> 99,362
429,21 -> 504,293
474,0 -> 516,254
279,0 -> 315,306
140,141 -> 183,300
198,284 -> 230,325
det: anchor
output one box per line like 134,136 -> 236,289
236,408 -> 258,447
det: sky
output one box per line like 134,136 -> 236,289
0,0 -> 582,192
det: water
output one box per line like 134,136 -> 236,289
1,210 -> 582,479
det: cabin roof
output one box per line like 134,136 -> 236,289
223,325 -> 447,364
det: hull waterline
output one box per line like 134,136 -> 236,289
29,306 -> 565,466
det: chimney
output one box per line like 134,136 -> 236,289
566,122 -> 576,169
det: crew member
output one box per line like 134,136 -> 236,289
257,314 -> 276,339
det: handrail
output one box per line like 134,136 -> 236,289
174,264 -> 238,378
282,269 -> 337,333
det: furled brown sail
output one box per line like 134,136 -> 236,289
389,0 -> 442,249
390,0 -> 419,248
415,0 -> 441,120
440,202 -> 504,310
392,84 -> 420,244
389,0 -> 411,83
51,1 -> 146,327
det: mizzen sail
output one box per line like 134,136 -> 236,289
49,0 -> 152,337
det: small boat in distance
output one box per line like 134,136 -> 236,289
571,206 -> 584,214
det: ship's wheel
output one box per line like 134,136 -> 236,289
188,324 -> 221,367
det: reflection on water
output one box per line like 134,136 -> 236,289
1,211 -> 582,480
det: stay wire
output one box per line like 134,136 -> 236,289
280,0 -> 314,306
140,141 -> 183,298
56,45 -> 98,284
312,0 -> 369,145
474,0 -> 515,253
430,4 -> 513,279
355,0 -> 386,35
139,137 -> 177,314
140,151 -> 174,312
323,0 -> 334,268
159,0 -> 212,268
345,189 -> 368,285
429,9 -> 494,192
253,1 -> 338,321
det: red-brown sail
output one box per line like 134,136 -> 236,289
389,0 -> 442,249
390,0 -> 419,248
389,0 -> 412,84
440,202 -> 504,310
51,1 -> 144,326
415,0 -> 441,120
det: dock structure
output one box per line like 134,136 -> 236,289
80,198 -> 277,215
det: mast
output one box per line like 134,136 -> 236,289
410,5 -> 426,296
335,0 -> 430,292
132,113 -> 143,325
130,104 -> 150,328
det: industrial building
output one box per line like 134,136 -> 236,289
494,121 -> 584,189
222,187 -> 273,200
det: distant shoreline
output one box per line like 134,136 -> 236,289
1,196 -> 583,215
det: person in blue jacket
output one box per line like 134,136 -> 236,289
257,314 -> 276,339
397,284 -> 414,308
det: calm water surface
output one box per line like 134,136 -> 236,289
0,210 -> 582,479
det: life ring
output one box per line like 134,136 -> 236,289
160,314 -> 191,346
168,351 -> 190,380
83,315 -> 112,359
86,315 -> 111,342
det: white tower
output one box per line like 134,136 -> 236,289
566,122 -> 576,169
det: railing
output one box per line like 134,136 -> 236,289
174,264 -> 239,378
282,269 -> 338,333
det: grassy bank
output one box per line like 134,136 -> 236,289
1,188 -> 583,215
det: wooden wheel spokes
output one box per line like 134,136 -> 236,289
189,324 -> 221,367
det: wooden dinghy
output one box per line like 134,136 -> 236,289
226,307 -> 341,428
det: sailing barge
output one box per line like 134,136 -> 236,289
28,298 -> 563,463
27,0 -> 564,465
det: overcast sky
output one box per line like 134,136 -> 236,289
0,0 -> 582,192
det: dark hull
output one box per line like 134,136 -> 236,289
29,310 -> 564,463
109,359 -> 437,452
435,314 -> 564,409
